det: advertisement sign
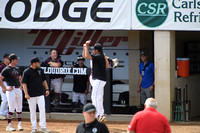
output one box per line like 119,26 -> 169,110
132,0 -> 200,31
0,29 -> 129,80
0,0 -> 131,30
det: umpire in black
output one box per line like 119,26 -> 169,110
22,57 -> 50,133
76,103 -> 109,133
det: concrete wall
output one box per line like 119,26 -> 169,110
175,75 -> 200,118
128,31 -> 154,106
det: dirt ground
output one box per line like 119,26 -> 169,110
0,119 -> 200,133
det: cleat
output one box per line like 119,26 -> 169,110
39,128 -> 50,133
18,124 -> 24,131
31,129 -> 37,133
98,115 -> 106,122
0,115 -> 6,120
113,58 -> 119,68
6,125 -> 16,131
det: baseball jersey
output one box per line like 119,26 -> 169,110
0,63 -> 6,72
43,57 -> 64,79
1,66 -> 21,86
22,67 -> 46,97
91,53 -> 106,81
73,64 -> 89,93
128,107 -> 171,133
76,119 -> 109,133
139,60 -> 154,88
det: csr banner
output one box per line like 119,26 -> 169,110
0,0 -> 131,30
132,0 -> 200,31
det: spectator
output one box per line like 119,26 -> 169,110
137,51 -> 154,108
76,103 -> 109,133
43,49 -> 64,107
127,98 -> 171,133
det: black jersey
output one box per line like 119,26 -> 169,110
22,67 -> 46,97
73,64 -> 89,93
76,119 -> 109,133
91,53 -> 106,81
1,66 -> 21,86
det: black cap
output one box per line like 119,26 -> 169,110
3,53 -> 10,59
9,54 -> 20,61
31,57 -> 40,64
83,103 -> 96,113
93,43 -> 103,52
141,51 -> 148,56
77,55 -> 85,61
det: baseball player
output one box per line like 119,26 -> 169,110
0,54 -> 23,131
82,40 -> 109,122
22,57 -> 50,133
72,55 -> 89,105
43,49 -> 64,107
0,54 -> 10,120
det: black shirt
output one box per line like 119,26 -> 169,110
1,66 -> 21,86
91,53 -> 106,81
73,64 -> 89,93
76,119 -> 109,133
22,67 -> 46,97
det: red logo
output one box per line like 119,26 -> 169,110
29,30 -> 128,55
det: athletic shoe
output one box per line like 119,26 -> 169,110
31,129 -> 37,133
0,115 -> 6,120
39,128 -> 50,133
18,124 -> 24,131
113,58 -> 119,68
6,125 -> 16,131
98,115 -> 106,122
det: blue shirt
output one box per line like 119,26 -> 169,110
139,60 -> 154,88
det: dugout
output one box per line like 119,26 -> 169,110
1,0 -> 200,122
129,30 -> 200,121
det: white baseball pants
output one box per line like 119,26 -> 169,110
73,92 -> 87,105
91,79 -> 106,118
89,75 -> 94,87
0,82 -> 8,116
6,87 -> 23,113
27,95 -> 47,130
50,78 -> 63,93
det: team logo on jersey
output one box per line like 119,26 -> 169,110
136,0 -> 169,27
92,127 -> 97,133
12,69 -> 19,78
38,70 -> 41,75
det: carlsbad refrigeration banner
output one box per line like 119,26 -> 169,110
0,0 -> 131,30
132,0 -> 200,31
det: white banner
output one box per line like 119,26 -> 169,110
132,0 -> 200,31
0,0 -> 131,30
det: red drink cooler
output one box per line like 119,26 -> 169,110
177,58 -> 189,77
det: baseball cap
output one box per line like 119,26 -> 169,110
83,103 -> 96,113
9,54 -> 20,60
77,55 -> 85,61
31,57 -> 40,64
141,51 -> 148,56
93,43 -> 103,52
3,53 -> 10,59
